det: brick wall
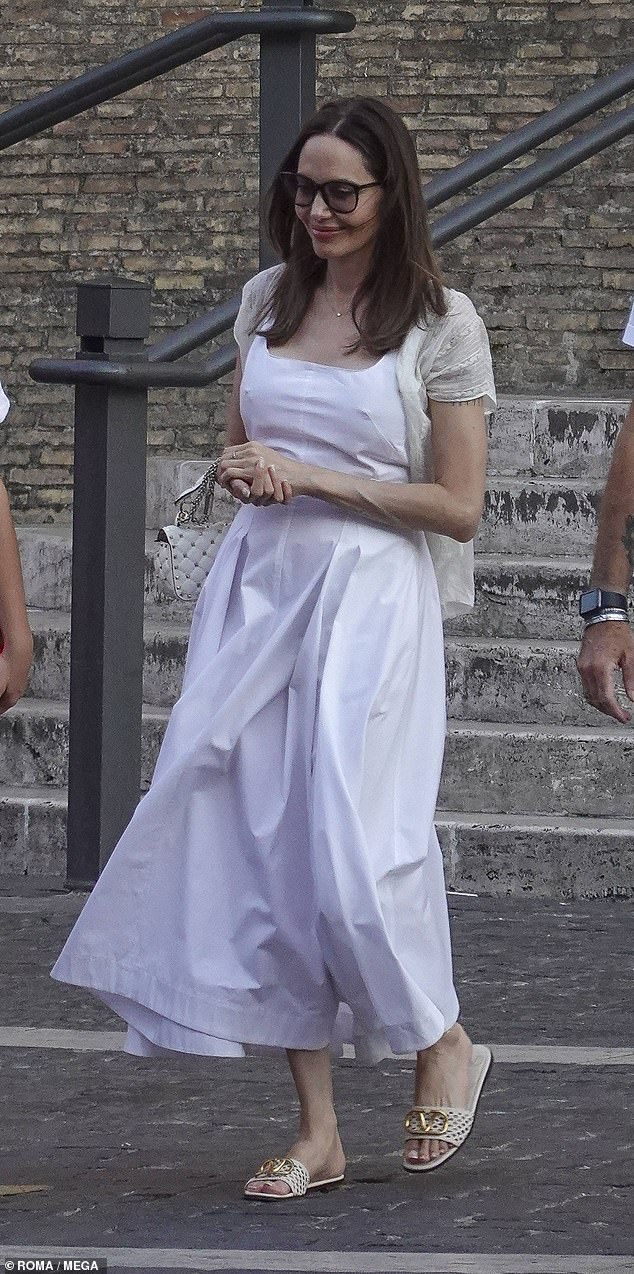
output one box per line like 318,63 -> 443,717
0,0 -> 632,520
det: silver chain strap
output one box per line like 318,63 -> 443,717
174,461 -> 218,528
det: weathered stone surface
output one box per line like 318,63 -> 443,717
442,721 -> 634,818
478,480 -> 600,554
437,813 -> 634,898
3,786 -> 631,897
530,399 -> 627,478
0,789 -> 67,876
445,554 -> 590,639
16,526 -> 216,616
445,636 -> 625,727
488,397 -> 627,479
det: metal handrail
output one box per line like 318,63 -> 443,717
432,103 -> 634,247
147,297 -> 240,364
30,99 -> 634,391
0,8 -> 355,152
423,60 -> 634,209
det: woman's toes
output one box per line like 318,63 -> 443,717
405,1138 -> 428,1163
247,1180 -> 291,1197
429,1139 -> 449,1159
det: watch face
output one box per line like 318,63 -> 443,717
579,589 -> 602,616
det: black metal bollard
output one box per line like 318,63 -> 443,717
66,278 -> 151,886
259,0 -> 317,269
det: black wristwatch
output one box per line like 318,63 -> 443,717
578,588 -> 628,620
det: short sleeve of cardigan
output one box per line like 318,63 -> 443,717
423,292 -> 496,415
233,265 -> 284,368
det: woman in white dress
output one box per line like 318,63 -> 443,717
51,97 -> 496,1199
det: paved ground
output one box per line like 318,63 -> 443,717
0,877 -> 632,1274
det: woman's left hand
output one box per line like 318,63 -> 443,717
218,443 -> 306,505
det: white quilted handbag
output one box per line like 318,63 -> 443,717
155,462 -> 221,602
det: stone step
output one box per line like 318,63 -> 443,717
442,720 -> 634,818
445,554 -> 590,639
479,478 -> 600,555
16,476 -> 603,620
2,701 -> 632,818
489,396 -> 626,479
437,811 -> 633,898
17,527 -> 200,619
1,787 -> 630,898
445,637 -> 633,727
0,787 -> 67,877
26,611 -> 190,706
27,613 -> 626,728
149,470 -> 605,555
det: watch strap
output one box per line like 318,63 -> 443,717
579,588 -> 628,618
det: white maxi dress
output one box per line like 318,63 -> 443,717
51,333 -> 460,1064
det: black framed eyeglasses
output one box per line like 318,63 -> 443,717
280,171 -> 382,214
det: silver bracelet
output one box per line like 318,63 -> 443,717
583,609 -> 629,627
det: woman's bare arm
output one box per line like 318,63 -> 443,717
224,354 -> 249,450
220,398 -> 487,541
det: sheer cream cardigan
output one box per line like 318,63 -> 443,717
233,264 -> 496,620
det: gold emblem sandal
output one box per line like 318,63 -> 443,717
244,1155 -> 344,1201
402,1043 -> 493,1172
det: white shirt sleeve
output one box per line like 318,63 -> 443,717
0,381 -> 9,423
623,299 -> 634,349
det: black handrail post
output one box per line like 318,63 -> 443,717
66,278 -> 151,886
259,0 -> 317,268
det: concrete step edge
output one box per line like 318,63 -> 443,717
486,477 -> 603,490
473,553 -> 591,568
0,786 -> 67,806
447,718 -> 630,740
27,612 -> 597,654
27,609 -> 190,639
436,810 -> 634,833
494,394 -> 629,408
6,698 -> 631,741
2,789 -> 631,835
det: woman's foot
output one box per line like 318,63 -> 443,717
246,1120 -> 346,1197
404,1022 -> 474,1168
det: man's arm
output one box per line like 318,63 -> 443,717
577,401 -> 634,722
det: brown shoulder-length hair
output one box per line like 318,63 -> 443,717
255,97 -> 447,356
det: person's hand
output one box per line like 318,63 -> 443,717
577,621 -> 634,724
218,443 -> 303,506
0,626 -> 33,715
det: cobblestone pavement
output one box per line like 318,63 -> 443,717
0,880 -> 632,1273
